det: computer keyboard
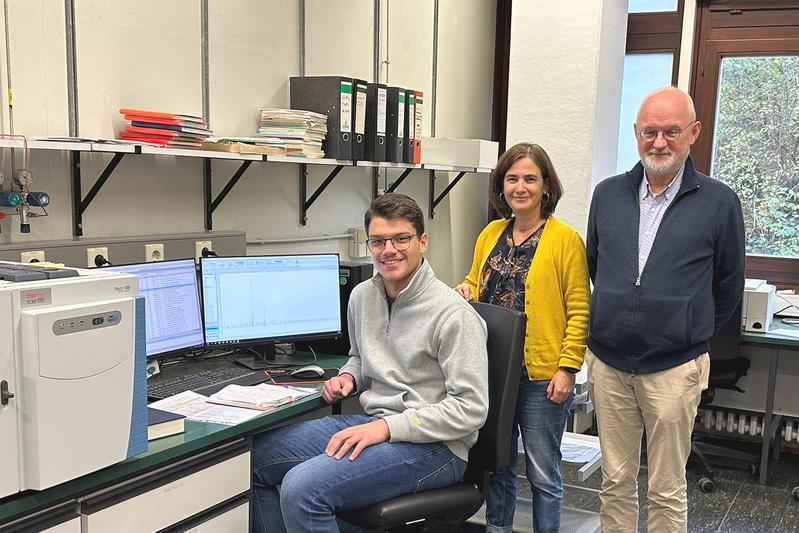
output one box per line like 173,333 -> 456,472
147,365 -> 267,400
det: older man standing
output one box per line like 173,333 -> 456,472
586,86 -> 745,532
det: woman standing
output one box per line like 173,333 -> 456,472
455,142 -> 590,533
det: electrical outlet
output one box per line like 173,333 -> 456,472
145,243 -> 165,262
348,227 -> 368,258
20,250 -> 46,263
86,246 -> 109,268
195,241 -> 212,264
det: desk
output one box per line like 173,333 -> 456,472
0,354 -> 348,531
741,318 -> 799,484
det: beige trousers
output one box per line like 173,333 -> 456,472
586,349 -> 709,533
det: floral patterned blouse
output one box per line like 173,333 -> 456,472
478,219 -> 544,313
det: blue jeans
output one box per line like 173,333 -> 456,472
485,376 -> 573,533
251,414 -> 467,533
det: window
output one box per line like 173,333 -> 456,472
616,1 -> 684,173
691,2 -> 799,288
629,0 -> 679,14
711,55 -> 799,257
616,53 -> 674,172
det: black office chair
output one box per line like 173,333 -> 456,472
337,301 -> 526,532
691,301 -> 759,493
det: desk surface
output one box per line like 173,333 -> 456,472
741,318 -> 799,348
0,354 -> 348,524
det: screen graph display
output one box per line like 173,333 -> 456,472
200,254 -> 341,347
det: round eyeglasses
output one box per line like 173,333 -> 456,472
366,234 -> 419,252
637,121 -> 697,143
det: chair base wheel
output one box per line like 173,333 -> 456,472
698,477 -> 715,493
749,463 -> 758,476
792,486 -> 799,500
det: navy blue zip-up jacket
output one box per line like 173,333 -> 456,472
586,157 -> 745,374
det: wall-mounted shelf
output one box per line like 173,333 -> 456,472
0,139 -> 493,235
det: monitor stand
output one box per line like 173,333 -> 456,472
232,343 -> 295,370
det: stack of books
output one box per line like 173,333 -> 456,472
118,108 -> 213,148
257,108 -> 327,158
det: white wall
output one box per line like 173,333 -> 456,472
0,0 -> 496,285
506,0 -> 627,235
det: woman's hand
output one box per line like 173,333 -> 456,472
454,283 -> 474,301
546,368 -> 575,404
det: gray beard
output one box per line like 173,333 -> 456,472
642,151 -> 687,179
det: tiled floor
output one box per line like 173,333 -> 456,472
458,439 -> 799,532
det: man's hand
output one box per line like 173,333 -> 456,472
321,373 -> 355,403
325,419 -> 391,461
546,369 -> 575,404
454,283 -> 474,301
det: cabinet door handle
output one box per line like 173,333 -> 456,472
0,380 -> 14,406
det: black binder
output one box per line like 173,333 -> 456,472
365,82 -> 387,162
403,88 -> 415,164
352,78 -> 368,161
290,76 -> 353,160
385,86 -> 405,163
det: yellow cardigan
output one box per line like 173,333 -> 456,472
463,217 -> 590,380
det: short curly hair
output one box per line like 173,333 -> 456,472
489,142 -> 563,219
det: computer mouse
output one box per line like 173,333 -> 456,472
290,365 -> 326,379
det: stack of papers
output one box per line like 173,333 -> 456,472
118,108 -> 213,148
202,136 -> 287,156
207,383 -> 314,411
149,390 -> 262,426
257,108 -> 327,158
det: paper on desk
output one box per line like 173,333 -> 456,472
149,390 -> 262,425
561,434 -> 601,463
768,324 -> 799,338
207,383 -> 315,410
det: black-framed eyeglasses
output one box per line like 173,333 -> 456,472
366,234 -> 419,252
637,121 -> 697,143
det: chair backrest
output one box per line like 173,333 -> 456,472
466,302 -> 526,481
709,300 -> 743,362
706,300 -> 749,397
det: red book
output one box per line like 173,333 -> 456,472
123,125 -> 205,140
123,114 -> 207,128
118,132 -> 202,148
118,108 -> 205,123
118,131 -> 168,146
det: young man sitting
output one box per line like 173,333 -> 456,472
251,193 -> 489,533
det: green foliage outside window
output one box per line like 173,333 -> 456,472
712,55 -> 799,257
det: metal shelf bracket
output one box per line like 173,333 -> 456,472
429,170 -> 467,219
300,164 -> 344,225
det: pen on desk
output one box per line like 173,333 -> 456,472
282,384 -> 309,394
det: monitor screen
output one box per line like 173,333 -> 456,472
200,254 -> 342,352
107,259 -> 205,358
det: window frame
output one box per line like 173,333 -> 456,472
626,0 -> 685,84
689,0 -> 799,289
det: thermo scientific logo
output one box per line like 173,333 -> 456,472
21,288 -> 51,307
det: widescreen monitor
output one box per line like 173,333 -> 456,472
107,258 -> 205,359
200,254 -> 341,367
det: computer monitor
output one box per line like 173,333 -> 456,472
200,254 -> 342,367
107,259 -> 205,359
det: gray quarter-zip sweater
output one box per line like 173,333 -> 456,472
339,259 -> 489,461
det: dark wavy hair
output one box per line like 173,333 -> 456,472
364,193 -> 425,236
489,142 -> 563,219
